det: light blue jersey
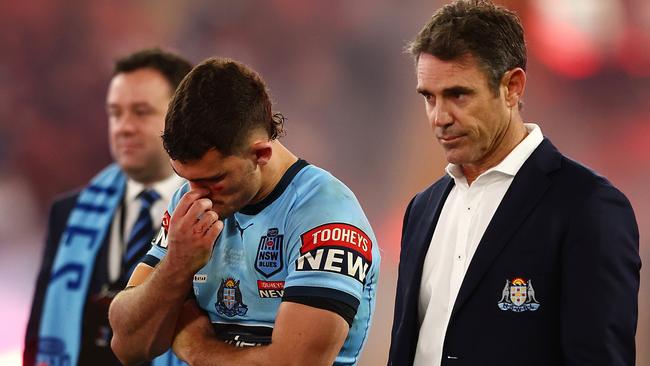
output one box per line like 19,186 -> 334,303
145,160 -> 380,366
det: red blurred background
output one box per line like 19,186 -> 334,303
0,0 -> 648,364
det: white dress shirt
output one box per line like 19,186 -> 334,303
107,173 -> 184,282
414,124 -> 543,366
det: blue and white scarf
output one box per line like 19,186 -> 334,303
36,164 -> 183,366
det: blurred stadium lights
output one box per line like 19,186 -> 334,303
0,349 -> 20,366
527,0 -> 627,79
618,0 -> 650,77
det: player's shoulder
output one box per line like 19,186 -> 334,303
288,163 -> 375,238
290,163 -> 358,205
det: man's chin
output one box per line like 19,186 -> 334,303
119,162 -> 155,182
119,164 -> 140,173
117,155 -> 145,171
443,152 -> 465,166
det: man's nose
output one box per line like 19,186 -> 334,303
114,113 -> 137,133
432,104 -> 453,127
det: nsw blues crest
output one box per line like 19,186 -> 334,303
216,278 -> 248,317
497,277 -> 540,312
255,228 -> 284,277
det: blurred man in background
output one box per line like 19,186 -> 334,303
109,57 -> 380,366
24,48 -> 192,366
389,1 -> 640,365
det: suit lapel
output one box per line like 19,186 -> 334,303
390,177 -> 454,365
410,177 -> 455,264
450,139 -> 561,318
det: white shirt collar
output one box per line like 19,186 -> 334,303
125,173 -> 185,204
445,123 -> 544,182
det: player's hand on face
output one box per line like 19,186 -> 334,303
166,188 -> 224,275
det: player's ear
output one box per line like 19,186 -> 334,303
251,140 -> 273,166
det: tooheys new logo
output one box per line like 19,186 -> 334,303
153,211 -> 171,248
296,223 -> 372,284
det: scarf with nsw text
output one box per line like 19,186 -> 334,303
36,163 -> 184,366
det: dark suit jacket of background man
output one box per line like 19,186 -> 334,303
24,191 -> 123,366
388,138 -> 640,366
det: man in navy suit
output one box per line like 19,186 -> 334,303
388,1 -> 641,365
24,49 -> 192,366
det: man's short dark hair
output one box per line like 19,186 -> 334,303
407,0 -> 526,96
113,48 -> 193,90
163,58 -> 286,161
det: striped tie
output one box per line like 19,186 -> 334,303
122,189 -> 160,282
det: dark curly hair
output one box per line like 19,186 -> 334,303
113,48 -> 193,90
407,0 -> 526,98
163,58 -> 285,161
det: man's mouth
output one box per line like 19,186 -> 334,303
438,134 -> 464,143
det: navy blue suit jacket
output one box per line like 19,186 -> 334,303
388,139 -> 640,365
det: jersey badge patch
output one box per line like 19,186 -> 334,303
254,228 -> 284,278
257,280 -> 285,298
152,211 -> 171,249
297,223 -> 372,284
216,278 -> 248,317
194,274 -> 208,283
497,277 -> 540,312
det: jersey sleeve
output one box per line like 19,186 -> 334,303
282,174 -> 379,321
142,183 -> 190,267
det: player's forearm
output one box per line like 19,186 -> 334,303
171,302 -> 281,366
179,340 -> 336,366
177,339 -> 285,366
172,297 -> 346,366
109,259 -> 194,364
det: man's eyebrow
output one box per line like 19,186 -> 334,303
172,165 -> 226,182
130,102 -> 154,108
416,85 -> 475,96
442,86 -> 474,97
106,102 -> 154,110
416,86 -> 430,95
192,173 -> 226,183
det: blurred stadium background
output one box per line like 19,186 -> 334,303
0,0 -> 648,364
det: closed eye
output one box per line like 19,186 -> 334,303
106,106 -> 121,119
418,90 -> 434,103
133,107 -> 155,117
443,87 -> 474,100
194,173 -> 226,184
171,165 -> 227,184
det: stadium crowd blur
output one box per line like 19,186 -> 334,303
0,0 -> 648,365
